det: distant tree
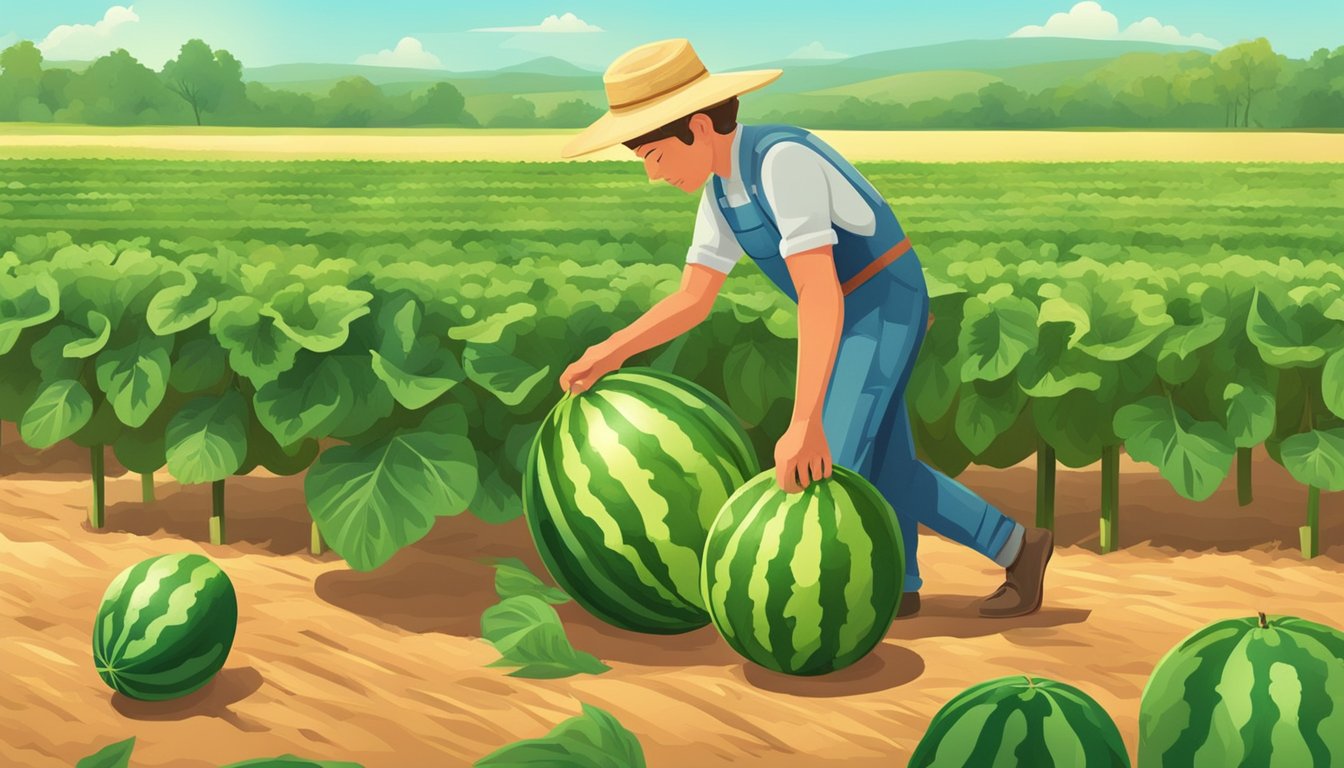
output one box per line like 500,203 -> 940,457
319,77 -> 388,127
542,99 -> 602,127
160,39 -> 248,125
0,40 -> 43,119
486,97 -> 538,128
1213,39 -> 1283,127
243,81 -> 318,126
64,49 -> 185,124
411,82 -> 468,125
39,68 -> 75,114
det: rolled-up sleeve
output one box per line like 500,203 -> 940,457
685,188 -> 743,274
761,142 -> 839,258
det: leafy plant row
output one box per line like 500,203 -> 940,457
3,159 -> 1341,267
1,236 -> 1340,570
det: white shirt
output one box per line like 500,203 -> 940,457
685,126 -> 877,274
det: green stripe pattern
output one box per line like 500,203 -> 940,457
700,465 -> 903,676
523,368 -> 759,635
1139,614 -> 1344,767
92,552 -> 238,701
910,675 -> 1130,767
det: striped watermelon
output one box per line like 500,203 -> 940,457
700,465 -> 902,676
523,368 -> 759,634
910,675 -> 1130,767
1139,612 -> 1344,767
92,553 -> 238,701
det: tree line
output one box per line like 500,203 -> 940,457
0,37 -> 1340,129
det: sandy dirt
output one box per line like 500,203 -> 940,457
1,129 -> 1342,163
1,420 -> 1341,768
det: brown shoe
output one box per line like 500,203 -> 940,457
895,592 -> 920,618
979,527 -> 1053,618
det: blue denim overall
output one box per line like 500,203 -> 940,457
713,124 -> 1022,591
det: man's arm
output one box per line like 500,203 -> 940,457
784,246 -> 844,426
605,263 -> 726,359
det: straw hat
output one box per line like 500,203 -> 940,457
560,38 -> 782,159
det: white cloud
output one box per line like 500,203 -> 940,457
1011,2 -> 1220,49
472,12 -> 602,34
355,37 -> 443,69
38,5 -> 140,60
789,41 -> 848,60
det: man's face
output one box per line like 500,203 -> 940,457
633,114 -> 716,194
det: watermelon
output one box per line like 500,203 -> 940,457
523,367 -> 759,634
92,552 -> 238,701
910,675 -> 1130,767
700,465 -> 902,676
1139,612 -> 1344,767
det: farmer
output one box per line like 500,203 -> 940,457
557,39 -> 1052,619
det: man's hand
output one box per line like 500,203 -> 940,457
559,342 -> 627,394
774,418 -> 833,493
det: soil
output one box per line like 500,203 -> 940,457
1,129 -> 1342,163
1,420 -> 1341,768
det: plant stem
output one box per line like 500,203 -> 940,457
1100,444 -> 1120,553
1036,442 -> 1056,531
1301,486 -> 1320,559
310,522 -> 326,556
90,445 -> 105,529
141,472 -> 155,504
210,479 -> 225,545
1237,447 -> 1253,506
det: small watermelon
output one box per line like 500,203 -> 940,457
700,465 -> 902,676
909,675 -> 1130,767
1139,612 -> 1344,767
92,552 -> 238,701
523,368 -> 759,635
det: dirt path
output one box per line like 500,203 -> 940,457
1,424 -> 1341,767
1,129 -> 1342,162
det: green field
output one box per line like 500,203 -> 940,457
1,157 -> 1341,570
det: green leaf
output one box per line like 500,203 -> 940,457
448,302 -> 537,344
954,378 -> 1026,456
326,354 -> 396,441
1038,284 -> 1173,361
253,353 -> 353,445
20,379 -> 94,449
724,340 -> 792,426
1247,289 -> 1338,368
1324,348 -> 1344,421
95,335 -> 173,428
76,736 -> 136,768
1016,322 -> 1103,398
63,310 -> 112,359
470,453 -> 525,524
370,349 -> 463,410
1279,429 -> 1344,492
169,338 -> 229,393
911,348 -> 959,423
1034,389 -> 1114,468
475,703 -> 644,767
260,284 -> 373,354
304,408 -> 477,571
165,390 -> 248,484
491,558 -> 569,604
957,286 -> 1038,382
480,595 -> 609,679
218,756 -> 364,768
1224,380 -> 1276,448
146,270 -> 217,335
1156,316 -> 1226,385
211,295 -> 301,383
0,272 -> 60,354
463,344 -> 551,408
29,324 -> 85,382
1114,396 -> 1234,501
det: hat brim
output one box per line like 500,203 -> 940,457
560,69 -> 783,159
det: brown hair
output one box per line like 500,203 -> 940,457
623,97 -> 740,150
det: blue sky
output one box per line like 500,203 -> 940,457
0,1 -> 1339,72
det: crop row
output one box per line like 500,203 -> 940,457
1,235 -> 1340,569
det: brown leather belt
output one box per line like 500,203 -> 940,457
840,236 -> 912,296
